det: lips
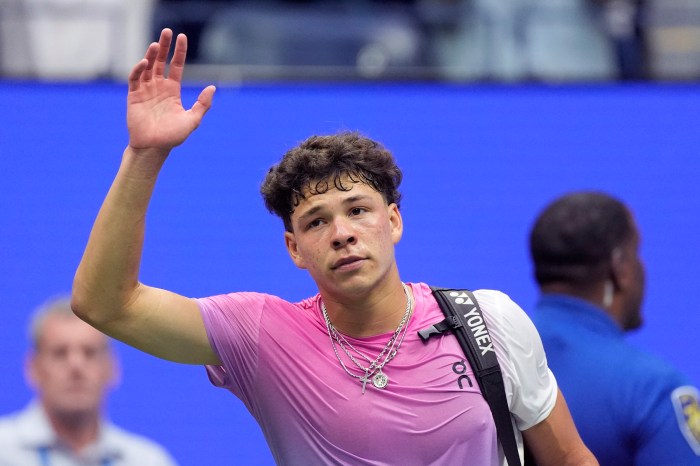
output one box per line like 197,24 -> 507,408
331,256 -> 364,270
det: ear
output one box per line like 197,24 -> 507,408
106,350 -> 121,390
388,203 -> 403,244
609,247 -> 625,290
25,352 -> 39,390
284,231 -> 307,269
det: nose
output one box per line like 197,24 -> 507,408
331,218 -> 356,249
66,348 -> 87,368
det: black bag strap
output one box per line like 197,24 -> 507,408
419,287 -> 522,466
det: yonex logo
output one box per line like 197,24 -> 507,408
450,291 -> 495,356
449,291 -> 473,306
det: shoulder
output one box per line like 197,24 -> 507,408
196,291 -> 314,326
196,291 -> 291,311
0,413 -> 24,462
473,289 -> 558,429
0,410 -> 21,440
0,404 -> 49,458
473,289 -> 536,340
591,336 -> 693,392
471,289 -> 540,363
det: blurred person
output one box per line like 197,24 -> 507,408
597,0 -> 649,80
0,296 -> 178,466
529,191 -> 700,465
417,0 -> 618,81
70,28 -> 598,465
0,0 -> 156,80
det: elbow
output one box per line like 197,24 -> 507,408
70,284 -> 97,325
70,274 -> 114,327
71,275 -> 139,328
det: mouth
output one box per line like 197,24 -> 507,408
331,256 -> 365,270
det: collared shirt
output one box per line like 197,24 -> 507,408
0,402 -> 178,466
533,294 -> 700,466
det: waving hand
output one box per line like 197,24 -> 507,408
127,28 -> 216,154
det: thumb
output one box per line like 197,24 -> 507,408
189,85 -> 216,122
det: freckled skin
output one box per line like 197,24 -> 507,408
283,181 -> 404,330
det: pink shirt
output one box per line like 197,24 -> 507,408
198,283 -> 557,465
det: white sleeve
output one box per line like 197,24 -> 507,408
474,289 -> 558,430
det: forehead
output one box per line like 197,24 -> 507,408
38,314 -> 107,349
293,181 -> 381,212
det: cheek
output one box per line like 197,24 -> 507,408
297,241 -> 324,268
375,221 -> 395,245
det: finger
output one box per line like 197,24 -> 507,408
188,85 -> 217,122
154,28 -> 173,78
128,58 -> 148,92
167,33 -> 188,84
141,42 -> 159,82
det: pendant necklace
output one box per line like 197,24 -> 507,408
321,283 -> 413,394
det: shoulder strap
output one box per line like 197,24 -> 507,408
419,287 -> 523,466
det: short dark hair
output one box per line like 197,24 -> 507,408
260,131 -> 403,231
529,191 -> 634,286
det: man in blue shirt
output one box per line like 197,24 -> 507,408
529,191 -> 700,466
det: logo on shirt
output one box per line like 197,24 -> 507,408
671,385 -> 700,455
452,359 -> 473,390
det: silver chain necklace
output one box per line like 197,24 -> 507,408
321,283 -> 413,394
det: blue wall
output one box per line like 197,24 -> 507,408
1,82 -> 698,465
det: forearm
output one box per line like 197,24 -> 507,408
72,146 -> 168,325
525,390 -> 599,466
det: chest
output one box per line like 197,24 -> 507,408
253,324 -> 496,462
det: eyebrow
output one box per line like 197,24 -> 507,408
296,194 -> 373,222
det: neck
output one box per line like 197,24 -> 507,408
322,278 -> 411,338
44,404 -> 100,452
541,282 -> 626,327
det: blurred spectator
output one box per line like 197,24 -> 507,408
0,0 -> 156,80
0,296 -> 178,466
2,0 -> 697,81
645,0 -> 700,80
417,0 -> 619,81
157,0 -> 427,80
597,0 -> 649,80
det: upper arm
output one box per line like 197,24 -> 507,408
523,389 -> 599,466
75,283 -> 220,365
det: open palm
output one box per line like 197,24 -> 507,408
127,29 -> 215,152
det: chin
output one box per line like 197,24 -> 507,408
624,316 -> 643,332
55,397 -> 100,414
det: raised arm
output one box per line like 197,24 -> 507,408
72,29 -> 219,364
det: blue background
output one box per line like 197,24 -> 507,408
1,82 -> 698,465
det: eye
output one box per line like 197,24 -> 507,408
83,347 -> 98,360
306,218 -> 324,230
49,347 -> 68,361
350,207 -> 367,216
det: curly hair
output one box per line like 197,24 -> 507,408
529,191 -> 634,286
260,131 -> 403,231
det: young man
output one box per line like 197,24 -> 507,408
72,28 -> 597,465
0,297 -> 177,466
529,191 -> 700,465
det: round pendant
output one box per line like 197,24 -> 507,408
372,371 -> 389,389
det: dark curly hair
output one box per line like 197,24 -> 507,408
261,131 -> 403,231
529,191 -> 634,286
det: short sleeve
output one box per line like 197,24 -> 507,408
475,289 -> 558,430
196,292 -> 268,396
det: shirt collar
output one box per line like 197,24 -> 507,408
536,293 -> 624,338
17,401 -> 123,461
